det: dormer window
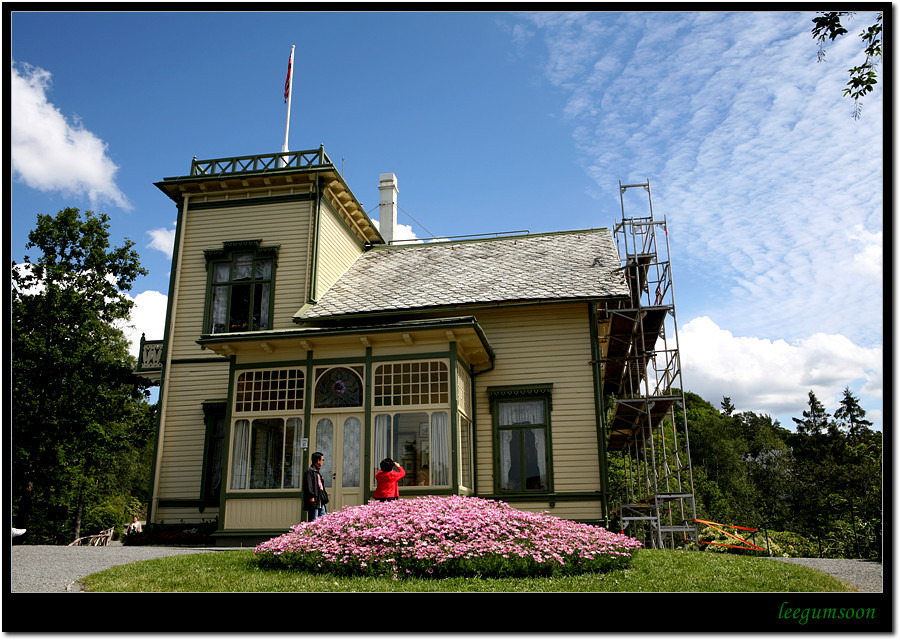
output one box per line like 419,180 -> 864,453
204,240 -> 278,334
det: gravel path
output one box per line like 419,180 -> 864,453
763,557 -> 882,593
10,544 -> 883,592
10,543 -> 246,593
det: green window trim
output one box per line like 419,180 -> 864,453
200,400 -> 227,502
488,384 -> 554,495
203,240 -> 279,334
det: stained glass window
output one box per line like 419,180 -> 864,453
314,367 -> 363,408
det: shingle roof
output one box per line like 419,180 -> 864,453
298,228 -> 628,321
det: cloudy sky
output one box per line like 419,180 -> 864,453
10,10 -> 883,429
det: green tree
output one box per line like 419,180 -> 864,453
12,208 -> 154,543
830,391 -> 881,558
720,396 -> 736,417
683,393 -> 760,526
834,386 -> 874,442
737,411 -> 793,527
812,11 -> 883,119
791,390 -> 831,436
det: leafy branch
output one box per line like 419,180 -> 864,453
812,11 -> 883,119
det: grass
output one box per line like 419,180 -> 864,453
79,548 -> 855,592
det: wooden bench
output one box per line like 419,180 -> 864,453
68,526 -> 115,547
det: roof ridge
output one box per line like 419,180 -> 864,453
372,226 -> 612,251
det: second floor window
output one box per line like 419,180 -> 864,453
206,242 -> 277,334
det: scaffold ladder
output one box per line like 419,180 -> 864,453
603,180 -> 699,549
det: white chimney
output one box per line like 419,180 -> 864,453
378,173 -> 398,244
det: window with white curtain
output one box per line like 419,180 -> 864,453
371,360 -> 452,490
490,386 -> 552,493
373,411 -> 450,487
230,416 -> 303,490
204,241 -> 277,334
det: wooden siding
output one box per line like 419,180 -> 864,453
155,362 -> 230,500
169,197 -> 314,360
503,500 -> 605,521
224,497 -> 303,530
470,304 -> 601,496
314,204 -> 364,301
155,506 -> 215,524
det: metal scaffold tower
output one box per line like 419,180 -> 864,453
599,180 -> 698,549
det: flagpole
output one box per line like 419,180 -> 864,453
281,45 -> 295,166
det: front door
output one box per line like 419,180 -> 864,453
310,413 -> 364,510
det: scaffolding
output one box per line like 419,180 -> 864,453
600,180 -> 698,549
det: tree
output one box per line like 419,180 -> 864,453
812,11 -> 883,119
834,386 -> 874,442
738,411 -> 793,526
720,396 -> 736,417
11,208 -> 154,543
791,390 -> 831,436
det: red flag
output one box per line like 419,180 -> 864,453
284,53 -> 292,103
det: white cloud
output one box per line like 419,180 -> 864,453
118,290 -> 168,359
680,316 -> 882,426
371,219 -> 421,243
515,11 -> 883,428
519,11 -> 883,348
847,224 -> 883,279
15,262 -> 166,360
11,61 -> 130,210
146,223 -> 177,259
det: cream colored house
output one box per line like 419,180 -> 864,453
140,147 -> 667,546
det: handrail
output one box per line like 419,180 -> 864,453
190,146 -> 332,177
137,335 -> 164,371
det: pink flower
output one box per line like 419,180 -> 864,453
253,495 -> 641,578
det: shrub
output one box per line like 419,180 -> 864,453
697,524 -> 820,558
82,499 -> 126,537
761,530 -> 820,558
254,496 -> 642,579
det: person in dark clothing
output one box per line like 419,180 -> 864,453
303,451 -> 329,522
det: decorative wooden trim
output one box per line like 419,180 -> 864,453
487,383 -> 554,399
203,239 -> 280,262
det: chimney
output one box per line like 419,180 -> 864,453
378,173 -> 398,244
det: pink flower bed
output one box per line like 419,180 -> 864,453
254,495 -> 642,579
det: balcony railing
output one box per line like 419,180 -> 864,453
137,335 -> 164,371
190,146 -> 332,177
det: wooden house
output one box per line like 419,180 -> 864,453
140,147 -> 679,546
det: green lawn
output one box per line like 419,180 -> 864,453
79,549 -> 855,592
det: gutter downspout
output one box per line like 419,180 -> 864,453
308,176 -> 322,302
469,355 -> 496,497
149,192 -> 190,522
589,302 -> 611,526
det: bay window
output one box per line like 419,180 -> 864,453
229,367 -> 305,490
372,360 -> 451,488
373,411 -> 450,487
230,417 -> 303,490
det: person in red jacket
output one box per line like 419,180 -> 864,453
373,458 -> 405,501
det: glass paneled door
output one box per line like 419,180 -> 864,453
310,413 -> 363,510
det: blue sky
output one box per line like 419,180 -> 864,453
10,10 -> 883,430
